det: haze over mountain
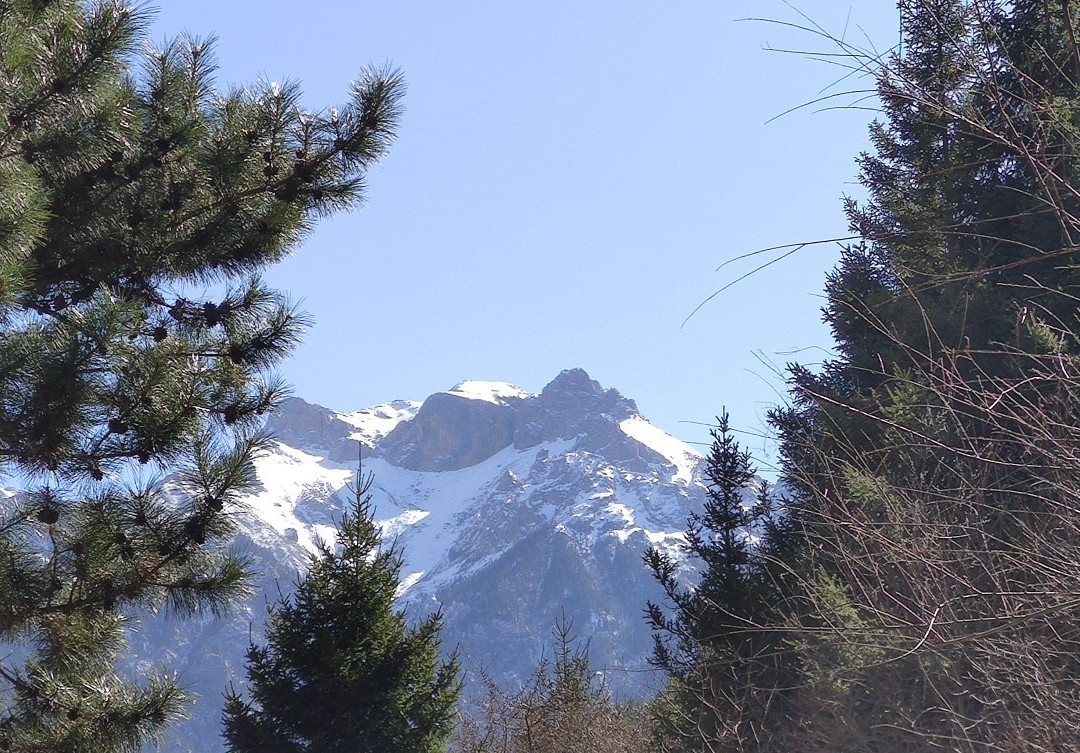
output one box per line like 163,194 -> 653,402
134,368 -> 711,752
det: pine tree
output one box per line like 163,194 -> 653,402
644,414 -> 792,752
771,1 -> 1080,750
222,474 -> 461,753
0,2 -> 403,750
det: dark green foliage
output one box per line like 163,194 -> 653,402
222,476 -> 461,753
0,1 -> 403,750
771,1 -> 1080,750
645,414 -> 793,752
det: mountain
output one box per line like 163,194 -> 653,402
131,368 -> 710,752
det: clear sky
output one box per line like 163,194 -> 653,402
149,2 -> 899,463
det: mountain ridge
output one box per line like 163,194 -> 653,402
132,368 -> 709,752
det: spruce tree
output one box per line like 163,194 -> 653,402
645,414 -> 792,753
222,475 -> 461,753
771,1 -> 1080,749
0,2 -> 403,750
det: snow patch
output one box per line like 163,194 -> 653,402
445,380 -> 533,404
643,529 -> 688,561
619,416 -> 701,484
379,509 -> 431,541
396,570 -> 425,596
245,442 -> 353,551
338,400 -> 420,444
603,502 -> 636,526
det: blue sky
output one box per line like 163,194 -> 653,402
150,2 -> 899,463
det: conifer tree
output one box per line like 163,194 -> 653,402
0,2 -> 403,750
645,414 -> 792,753
222,474 -> 461,753
771,1 -> 1080,750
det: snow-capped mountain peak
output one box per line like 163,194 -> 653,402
445,380 -> 533,404
141,368 -> 711,752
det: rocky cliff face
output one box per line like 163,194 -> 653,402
133,369 -> 709,752
376,369 -> 642,470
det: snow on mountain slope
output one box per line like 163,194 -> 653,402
143,368 -> 712,753
445,379 -> 533,404
245,443 -> 353,551
246,373 -> 705,600
619,415 -> 701,484
337,399 -> 420,445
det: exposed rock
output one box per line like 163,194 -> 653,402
138,369 -> 716,753
381,392 -> 518,471
264,396 -> 354,452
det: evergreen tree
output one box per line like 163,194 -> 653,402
222,474 -> 461,753
771,1 -> 1080,750
0,2 -> 403,750
645,414 -> 793,753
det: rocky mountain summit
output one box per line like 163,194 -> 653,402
137,368 -> 710,752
